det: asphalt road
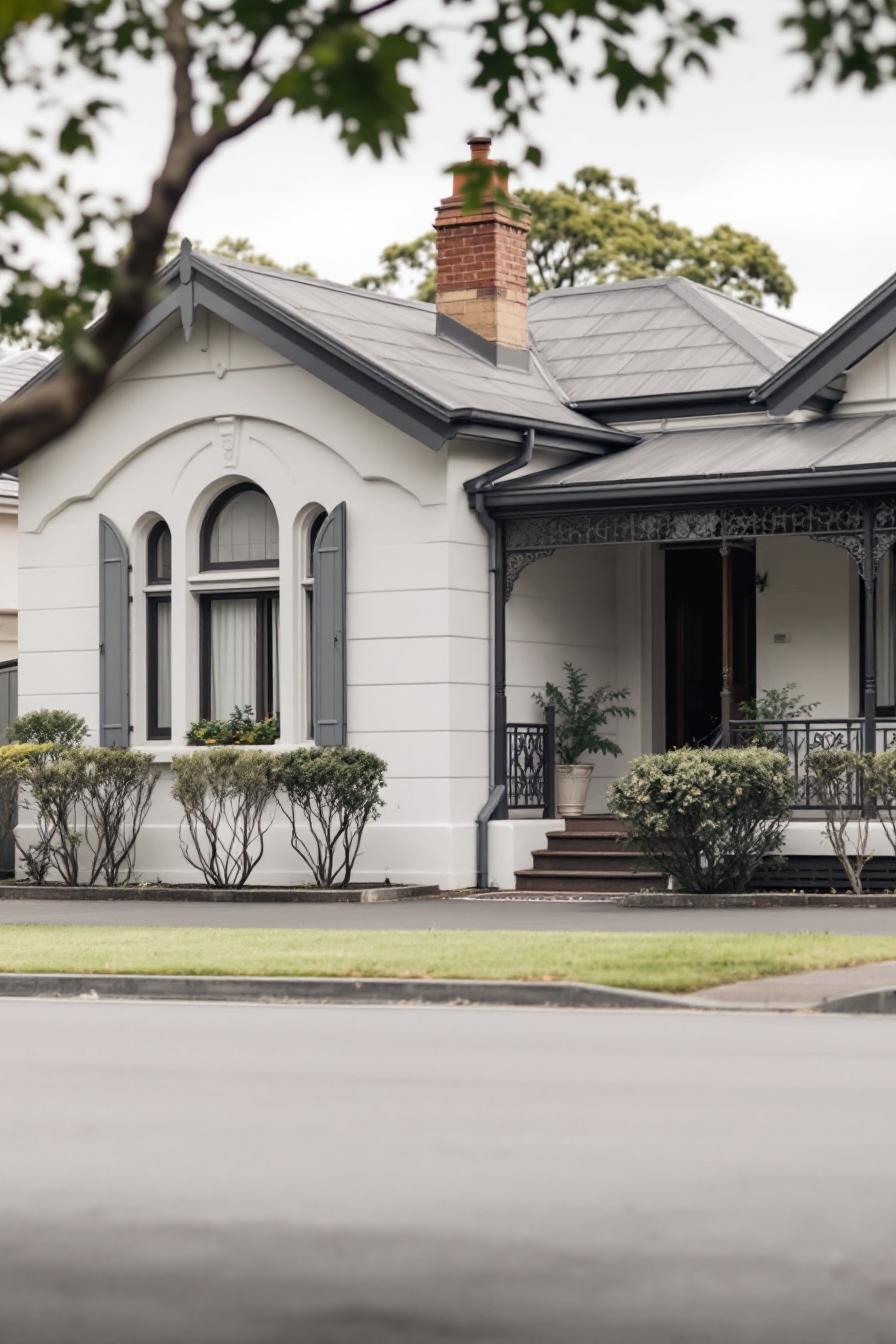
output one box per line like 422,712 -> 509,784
3,895 -> 896,932
1,1000 -> 896,1343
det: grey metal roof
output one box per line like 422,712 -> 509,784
209,257 -> 600,435
0,350 -> 48,401
528,278 -> 817,404
495,412 -> 896,492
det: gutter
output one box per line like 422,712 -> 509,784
464,428 -> 536,889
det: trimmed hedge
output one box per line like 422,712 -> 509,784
608,747 -> 795,894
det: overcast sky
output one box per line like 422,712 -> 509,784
14,0 -> 896,334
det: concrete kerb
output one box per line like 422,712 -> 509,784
0,884 -> 442,904
0,972 -> 703,1011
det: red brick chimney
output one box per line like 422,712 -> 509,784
433,135 -> 530,365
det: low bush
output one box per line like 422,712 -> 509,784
807,748 -> 871,894
186,706 -> 279,746
19,748 -> 90,885
276,747 -> 387,887
738,684 -> 819,721
867,750 -> 896,862
9,709 -> 87,751
607,747 -> 795,894
172,748 -> 278,887
80,748 -> 159,885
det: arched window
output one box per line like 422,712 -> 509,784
199,485 -> 280,725
201,483 -> 278,569
146,521 -> 172,740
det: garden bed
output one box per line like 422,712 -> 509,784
0,882 -> 440,904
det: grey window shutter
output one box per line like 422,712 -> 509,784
99,516 -> 130,746
312,502 -> 347,746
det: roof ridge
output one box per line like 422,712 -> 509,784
207,255 -> 436,315
691,280 -> 818,338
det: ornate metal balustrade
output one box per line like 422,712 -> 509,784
506,707 -> 556,815
727,718 -> 896,809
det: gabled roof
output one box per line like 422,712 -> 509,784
756,268 -> 896,415
529,277 -> 816,411
12,248 -> 635,456
0,349 -> 49,401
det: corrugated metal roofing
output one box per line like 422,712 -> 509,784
0,350 -> 48,401
211,258 -> 598,433
529,277 -> 817,403
502,413 -> 896,490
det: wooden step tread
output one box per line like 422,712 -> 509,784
531,849 -> 649,862
515,867 -> 664,880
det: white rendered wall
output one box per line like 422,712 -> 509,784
754,535 -> 856,716
840,332 -> 896,407
15,313 -> 511,888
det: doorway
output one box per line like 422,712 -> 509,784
665,547 -> 756,748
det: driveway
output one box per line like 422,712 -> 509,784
1,1000 -> 895,1342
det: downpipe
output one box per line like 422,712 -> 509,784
465,427 -> 535,889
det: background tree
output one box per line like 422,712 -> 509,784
356,167 -> 796,307
163,234 -> 316,277
0,0 -> 892,467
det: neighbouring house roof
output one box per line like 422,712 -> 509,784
484,412 -> 896,509
0,349 -> 48,401
756,267 -> 896,416
528,277 -> 817,410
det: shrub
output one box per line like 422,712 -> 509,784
0,744 -> 53,872
9,708 -> 87,751
737,683 -> 819,721
534,663 -> 633,764
19,748 -> 90,885
607,747 -> 795,894
186,706 -> 279,746
80,748 -> 159,885
172,748 -> 278,887
809,748 -> 873,894
867,750 -> 896,865
276,748 -> 387,887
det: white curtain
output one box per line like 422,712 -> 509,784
156,599 -> 171,729
878,552 -> 896,707
210,598 -> 257,718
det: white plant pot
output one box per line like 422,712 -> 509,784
556,763 -> 594,817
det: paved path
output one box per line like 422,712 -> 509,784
694,958 -> 896,1008
1,1000 -> 896,1343
6,895 -> 896,933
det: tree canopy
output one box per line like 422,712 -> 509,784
0,0 -> 893,465
356,166 -> 796,308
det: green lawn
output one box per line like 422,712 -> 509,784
0,926 -> 895,993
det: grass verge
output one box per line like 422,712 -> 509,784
0,927 -> 895,994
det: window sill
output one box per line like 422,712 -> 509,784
138,741 -> 316,764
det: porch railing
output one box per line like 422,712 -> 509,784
506,706 -> 556,816
726,718 -> 896,809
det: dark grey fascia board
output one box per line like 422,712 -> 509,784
571,386 -> 838,422
435,313 -> 530,371
482,462 -> 896,518
756,269 -> 896,415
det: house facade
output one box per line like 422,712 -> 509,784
11,137 -> 896,889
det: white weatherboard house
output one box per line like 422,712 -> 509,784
11,136 -> 896,889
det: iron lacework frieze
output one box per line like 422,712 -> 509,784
503,498 -> 896,598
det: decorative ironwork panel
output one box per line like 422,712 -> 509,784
503,498 -> 896,595
505,548 -> 555,598
728,719 -> 865,809
506,722 -> 548,810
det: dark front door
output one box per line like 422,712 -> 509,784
665,547 -> 755,748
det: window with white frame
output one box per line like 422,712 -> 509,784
146,519 -> 172,740
198,484 -> 280,722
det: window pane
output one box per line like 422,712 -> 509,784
208,489 -> 278,566
210,598 -> 257,718
271,596 -> 280,717
151,525 -> 171,582
155,598 -> 171,732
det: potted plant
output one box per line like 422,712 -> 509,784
535,663 -> 634,817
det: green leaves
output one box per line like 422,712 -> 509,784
535,662 -> 634,765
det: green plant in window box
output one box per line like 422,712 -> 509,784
186,706 -> 280,746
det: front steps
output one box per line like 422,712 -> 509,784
514,815 -> 666,895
